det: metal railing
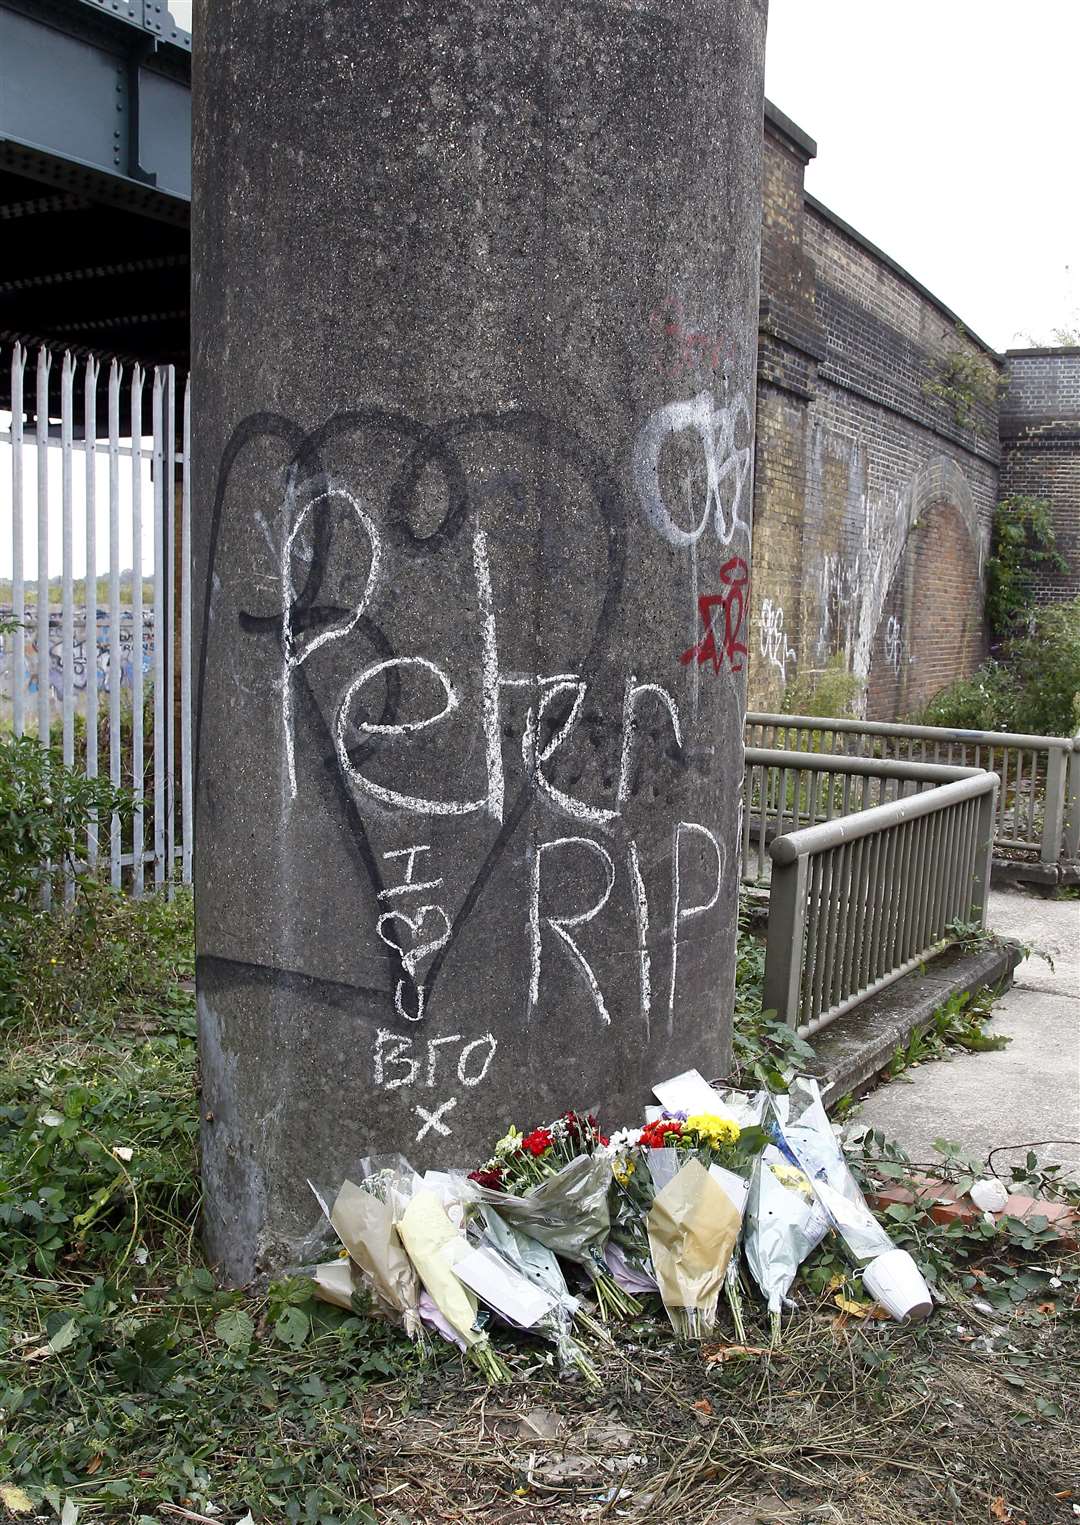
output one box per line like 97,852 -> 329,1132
747,711 -> 1077,867
1,340 -> 192,892
740,746 -> 979,884
761,765 -> 999,1037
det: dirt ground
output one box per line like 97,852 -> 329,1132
359,1289 -> 1079,1525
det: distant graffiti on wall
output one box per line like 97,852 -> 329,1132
758,597 -> 797,684
807,443 -> 988,712
0,608 -> 154,705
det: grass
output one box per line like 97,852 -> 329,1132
0,889 -> 1077,1523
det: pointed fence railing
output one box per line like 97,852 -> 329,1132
2,340 -> 192,892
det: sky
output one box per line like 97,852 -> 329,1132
763,0 -> 1079,351
167,1 -> 1078,349
3,0 -> 1076,581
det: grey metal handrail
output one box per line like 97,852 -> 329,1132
761,769 -> 998,1038
747,711 -> 1074,867
740,746 -> 979,885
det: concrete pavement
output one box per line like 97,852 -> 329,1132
857,887 -> 1080,1179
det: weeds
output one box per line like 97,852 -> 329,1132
730,895 -> 817,1087
1,892 -> 1077,1523
884,987 -> 1010,1079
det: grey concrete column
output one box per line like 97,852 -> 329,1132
192,0 -> 767,1281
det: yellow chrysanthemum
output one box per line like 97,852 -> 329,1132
611,1158 -> 636,1186
686,1113 -> 741,1147
770,1161 -> 814,1199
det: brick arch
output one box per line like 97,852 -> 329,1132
867,488 -> 987,719
902,456 -> 987,580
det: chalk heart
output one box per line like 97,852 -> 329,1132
376,905 -> 452,979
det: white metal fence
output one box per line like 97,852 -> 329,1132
2,340 -> 192,893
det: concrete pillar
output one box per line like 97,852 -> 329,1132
193,0 -> 767,1280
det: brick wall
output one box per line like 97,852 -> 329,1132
999,349 -> 1080,603
749,103 -> 1001,720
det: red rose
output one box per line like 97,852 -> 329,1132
522,1127 -> 553,1157
468,1168 -> 505,1191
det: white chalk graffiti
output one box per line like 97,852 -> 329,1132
377,844 -> 450,1023
632,390 -> 752,549
372,1028 -> 498,1142
668,821 -> 725,1032
758,598 -> 797,683
884,615 -> 903,677
281,484 -> 382,799
272,440 -> 735,1137
528,836 -> 616,1026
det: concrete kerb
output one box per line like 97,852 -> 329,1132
991,857 -> 1067,892
805,939 -> 1024,1106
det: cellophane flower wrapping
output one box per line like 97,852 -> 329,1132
772,1077 -> 895,1265
466,1200 -> 601,1384
395,1188 -> 510,1383
744,1148 -> 829,1338
468,1113 -> 641,1318
645,1156 -> 741,1341
605,1131 -> 659,1293
639,1101 -> 770,1340
305,1257 -> 365,1312
464,1152 -> 611,1268
307,1155 -> 422,1338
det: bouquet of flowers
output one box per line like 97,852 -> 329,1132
467,1111 -> 642,1319
637,1111 -> 765,1340
604,1128 -> 660,1295
308,1157 -> 422,1338
744,1150 -> 830,1344
638,1109 -> 767,1340
395,1187 -> 512,1383
467,1199 -> 602,1385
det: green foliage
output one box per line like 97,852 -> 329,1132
916,660 -> 1015,731
730,895 -> 818,1087
0,738 -> 131,911
986,495 -> 1067,641
917,597 -> 1080,738
0,736 -> 133,1025
884,987 -> 1009,1079
818,1129 -> 1080,1319
1005,598 -> 1080,736
921,323 -> 1004,434
782,652 -> 865,721
0,890 -> 428,1521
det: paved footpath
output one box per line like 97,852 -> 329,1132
857,887 -> 1080,1179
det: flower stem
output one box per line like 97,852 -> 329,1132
468,1340 -> 512,1385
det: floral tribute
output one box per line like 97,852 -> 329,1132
467,1111 -> 639,1320
306,1076 -> 934,1385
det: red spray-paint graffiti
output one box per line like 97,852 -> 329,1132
680,557 -> 749,675
648,297 -> 735,381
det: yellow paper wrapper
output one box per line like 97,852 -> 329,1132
397,1190 -> 482,1349
331,1179 -> 420,1335
310,1257 -> 361,1311
647,1157 -> 741,1340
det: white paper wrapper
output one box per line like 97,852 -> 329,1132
653,1069 -> 740,1119
453,1245 -> 557,1329
773,1079 -> 894,1265
745,1149 -> 830,1316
